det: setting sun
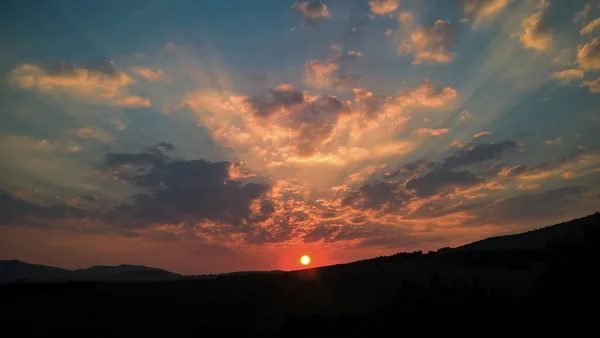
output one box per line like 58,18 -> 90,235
300,255 -> 311,266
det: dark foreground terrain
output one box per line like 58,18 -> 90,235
2,213 -> 599,336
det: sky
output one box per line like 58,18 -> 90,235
1,0 -> 599,275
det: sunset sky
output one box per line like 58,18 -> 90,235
1,0 -> 599,275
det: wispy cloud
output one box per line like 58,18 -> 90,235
9,64 -> 150,107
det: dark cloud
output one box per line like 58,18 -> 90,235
247,85 -> 304,118
103,147 -> 271,227
383,160 -> 436,179
290,96 -> 348,156
341,141 -> 518,210
405,169 -> 482,198
342,181 -> 409,211
245,224 -> 296,245
0,189 -> 87,226
303,224 -> 383,244
442,140 -> 517,170
405,201 -> 482,220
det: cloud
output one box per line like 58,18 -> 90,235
69,128 -> 114,142
406,169 -> 483,198
304,59 -> 341,88
518,183 -> 540,190
247,84 -> 305,118
451,140 -> 465,148
462,0 -> 509,25
395,80 -> 458,107
342,181 -> 409,211
102,146 -> 271,227
0,189 -> 88,227
498,148 -> 600,182
573,4 -> 591,23
247,87 -> 350,158
442,140 -> 517,170
342,140 -> 519,213
581,76 -> 600,93
338,51 -> 364,62
552,69 -> 585,83
292,1 -> 330,21
368,0 -> 400,15
8,64 -> 150,107
398,13 -> 455,63
513,0 -> 552,51
581,17 -> 600,35
473,131 -> 491,138
577,38 -> 600,71
470,186 -> 587,225
333,73 -> 361,88
130,67 -> 167,82
544,137 -> 562,145
413,128 -> 449,136
459,109 -> 472,120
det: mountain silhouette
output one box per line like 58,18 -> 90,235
2,212 -> 598,283
0,261 -> 180,282
2,212 -> 599,335
455,213 -> 596,251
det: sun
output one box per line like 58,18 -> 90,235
300,255 -> 311,265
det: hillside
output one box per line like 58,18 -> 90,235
0,261 -> 180,282
1,212 -> 599,335
2,212 -> 598,283
456,213 -> 599,251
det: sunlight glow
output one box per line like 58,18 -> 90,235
300,255 -> 311,266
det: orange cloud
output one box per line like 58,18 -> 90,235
69,128 -> 114,142
293,1 -> 330,20
463,0 -> 509,25
304,59 -> 340,88
130,67 -> 167,82
552,69 -> 584,83
581,17 -> 600,35
581,76 -> 600,93
473,131 -> 491,138
9,64 -> 150,107
369,0 -> 400,15
513,0 -> 552,51
577,38 -> 600,71
413,128 -> 449,136
398,13 -> 455,64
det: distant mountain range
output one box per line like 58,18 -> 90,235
1,212 -> 598,283
0,261 -> 180,282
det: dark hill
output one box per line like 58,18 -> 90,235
455,213 -> 599,251
1,212 -> 599,335
0,261 -> 180,282
0,260 -> 72,282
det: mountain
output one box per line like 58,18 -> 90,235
0,261 -> 180,283
0,260 -> 72,282
455,213 -> 599,251
2,212 -> 598,283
